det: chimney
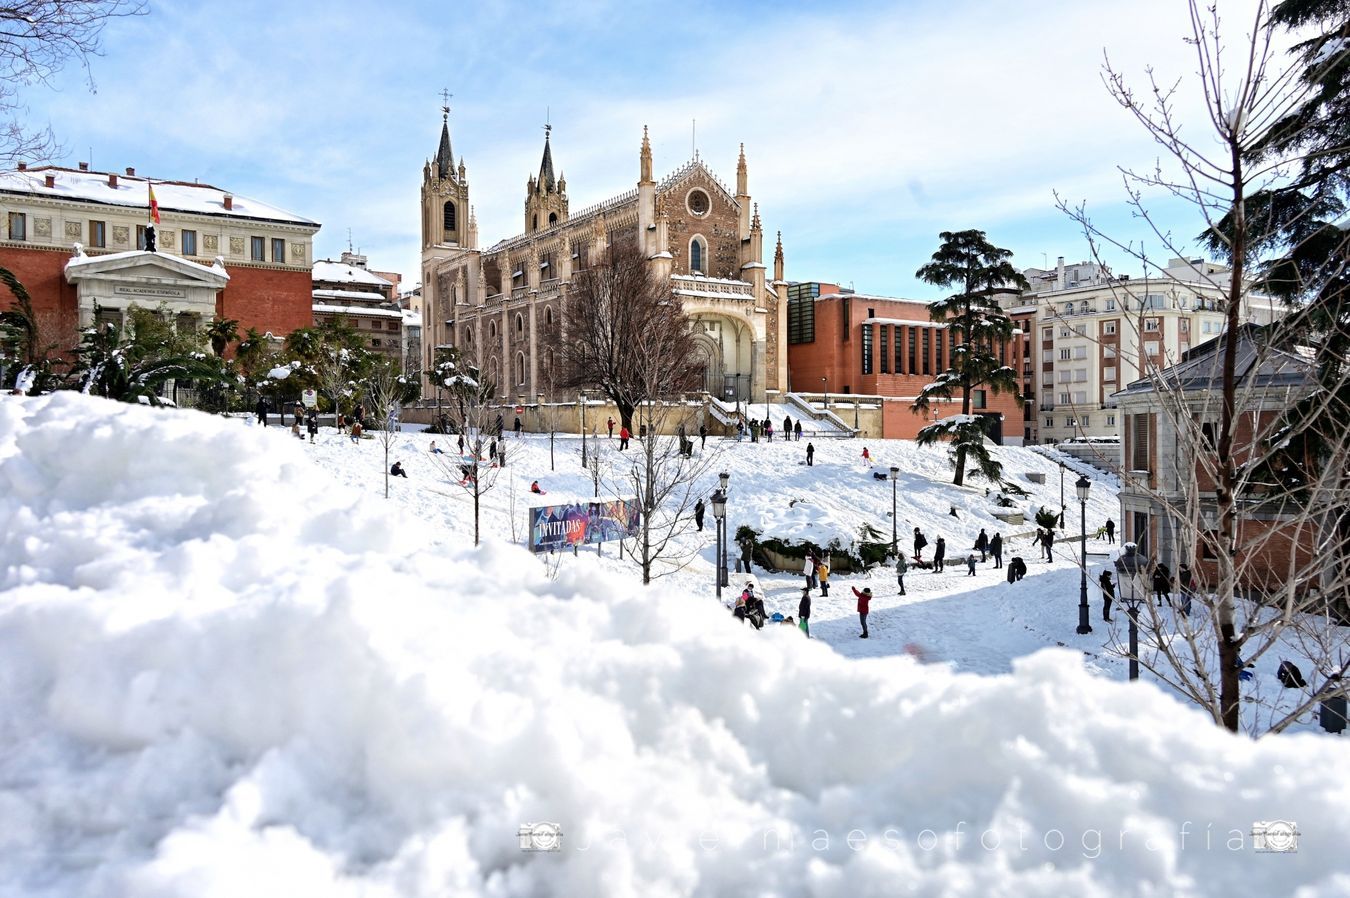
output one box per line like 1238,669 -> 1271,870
108,173 -> 118,188
78,161 -> 89,171
223,194 -> 233,211
1056,255 -> 1066,290
16,161 -> 25,171
125,166 -> 135,177
44,174 -> 55,188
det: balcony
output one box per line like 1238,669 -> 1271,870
1039,403 -> 1055,412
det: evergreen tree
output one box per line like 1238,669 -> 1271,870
911,229 -> 1028,485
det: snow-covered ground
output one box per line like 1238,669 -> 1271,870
2,393 -> 1348,897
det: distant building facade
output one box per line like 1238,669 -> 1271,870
418,111 -> 788,404
786,283 -> 1026,442
311,251 -> 402,361
0,162 -> 319,351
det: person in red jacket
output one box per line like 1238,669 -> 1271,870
852,586 -> 872,638
619,426 -> 631,450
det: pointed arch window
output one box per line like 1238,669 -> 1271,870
690,235 -> 707,275
516,352 -> 526,386
515,313 -> 525,337
443,201 -> 457,231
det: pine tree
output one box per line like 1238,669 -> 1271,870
911,230 -> 1028,486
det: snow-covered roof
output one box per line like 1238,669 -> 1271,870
64,248 -> 230,283
312,303 -> 403,320
312,288 -> 390,302
402,309 -> 423,327
862,316 -> 948,329
0,166 -> 317,227
312,260 -> 393,288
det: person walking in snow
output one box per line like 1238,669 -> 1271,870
1099,569 -> 1116,622
990,532 -> 1003,569
805,442 -> 815,466
765,420 -> 774,442
749,419 -> 760,442
803,553 -> 817,591
1152,562 -> 1173,606
966,552 -> 977,576
255,396 -> 268,426
1105,518 -> 1116,543
1041,527 -> 1055,562
607,416 -> 615,439
861,446 -> 871,463
306,408 -> 318,443
699,424 -> 708,449
1177,563 -> 1194,616
895,551 -> 908,595
693,498 -> 705,532
913,527 -> 928,563
933,536 -> 946,572
817,557 -> 831,596
794,420 -> 802,441
798,588 -> 812,637
975,528 -> 989,563
619,425 -> 630,450
783,415 -> 792,436
513,416 -> 523,435
852,586 -> 872,638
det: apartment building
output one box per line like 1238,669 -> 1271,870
1014,256 -> 1281,444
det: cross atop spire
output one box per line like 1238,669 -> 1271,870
434,91 -> 454,180
440,88 -> 452,118
538,122 -> 557,192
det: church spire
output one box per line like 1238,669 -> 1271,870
639,125 -> 653,185
435,103 -> 454,180
774,230 -> 785,282
736,142 -> 747,195
538,124 -> 557,192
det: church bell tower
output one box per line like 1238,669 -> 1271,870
421,101 -> 471,249
524,125 -> 568,234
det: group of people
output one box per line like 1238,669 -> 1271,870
1096,544 -> 1195,622
737,415 -> 804,443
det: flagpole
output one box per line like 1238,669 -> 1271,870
146,178 -> 159,253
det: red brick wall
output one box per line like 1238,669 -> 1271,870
0,245 -> 80,344
217,266 -> 313,338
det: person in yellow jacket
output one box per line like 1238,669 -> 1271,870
817,558 -> 831,596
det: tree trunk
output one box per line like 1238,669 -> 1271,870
1215,145 -> 1247,733
618,400 -> 635,434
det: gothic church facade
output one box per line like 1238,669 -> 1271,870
419,113 -> 788,405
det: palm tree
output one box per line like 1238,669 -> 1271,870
205,317 -> 239,358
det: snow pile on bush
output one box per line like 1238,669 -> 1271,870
1,393 -> 1348,897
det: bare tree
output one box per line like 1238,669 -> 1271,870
424,343 -> 507,546
1,1 -> 148,165
559,237 -> 701,433
362,359 -> 408,500
1061,0 -> 1350,733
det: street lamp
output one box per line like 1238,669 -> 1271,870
821,376 -> 828,411
1121,568 -> 1143,680
711,487 -> 728,597
1076,474 -> 1092,635
889,466 -> 900,555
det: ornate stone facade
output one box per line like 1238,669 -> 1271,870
419,115 -> 789,404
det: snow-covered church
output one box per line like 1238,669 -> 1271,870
418,110 -> 788,405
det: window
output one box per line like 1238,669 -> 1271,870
787,295 -> 816,345
1104,345 -> 1117,358
272,238 -> 285,263
1074,346 -> 1087,360
515,313 -> 524,336
1081,416 -> 1090,427
1065,302 -> 1074,315
921,329 -> 930,374
1145,341 -> 1160,356
1059,392 -> 1070,404
443,201 -> 457,231
1065,417 -> 1076,427
488,320 -> 497,339
1042,349 -> 1053,362
1131,413 -> 1150,470
1059,370 -> 1072,383
516,352 -> 526,385
1042,327 -> 1052,341
861,324 -> 874,375
1179,318 -> 1190,333
1075,325 -> 1087,336
934,330 -> 944,372
867,307 -> 876,319
1074,391 -> 1087,404
1103,367 -> 1117,382
908,328 -> 917,374
1106,299 -> 1116,311
690,236 -> 706,274
1106,414 -> 1115,426
7,212 -> 25,241
371,338 -> 382,347
973,389 -> 987,409
544,306 -> 554,332
1104,321 -> 1117,335
250,236 -> 265,261
1060,329 -> 1071,339
181,229 -> 197,255
1144,318 -> 1159,332
89,220 -> 106,248
895,326 -> 903,372
136,225 -> 148,250
1059,348 -> 1072,360
880,324 -> 889,373
1074,369 -> 1087,382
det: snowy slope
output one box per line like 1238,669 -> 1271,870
1,394 -> 1348,897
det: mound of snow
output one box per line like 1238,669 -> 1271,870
0,394 -> 1347,897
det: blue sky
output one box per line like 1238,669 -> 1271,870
15,0 -> 1275,298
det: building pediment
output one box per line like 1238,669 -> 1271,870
64,249 -> 230,289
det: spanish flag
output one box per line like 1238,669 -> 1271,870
148,184 -> 160,224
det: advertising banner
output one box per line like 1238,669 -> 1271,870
529,499 -> 641,553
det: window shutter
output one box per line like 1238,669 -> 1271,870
1132,413 -> 1150,470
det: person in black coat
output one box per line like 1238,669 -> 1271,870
699,424 -> 708,449
1152,563 -> 1173,605
990,532 -> 1003,568
1105,518 -> 1116,543
390,461 -> 407,478
1041,527 -> 1055,562
1006,556 -> 1027,583
805,442 -> 815,466
1099,570 -> 1116,621
255,396 -> 268,426
913,527 -> 928,563
693,498 -> 705,532
933,536 -> 946,572
798,588 -> 812,638
794,421 -> 802,441
975,528 -> 989,562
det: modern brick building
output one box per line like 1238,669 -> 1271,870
786,283 -> 1025,442
0,162 -> 319,354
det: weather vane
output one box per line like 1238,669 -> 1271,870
440,87 -> 452,117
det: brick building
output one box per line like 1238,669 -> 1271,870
1114,325 -> 1316,593
0,163 -> 319,355
786,283 -> 1025,442
311,251 -> 403,361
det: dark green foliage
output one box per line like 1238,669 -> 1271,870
1034,507 -> 1061,531
70,306 -> 230,405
